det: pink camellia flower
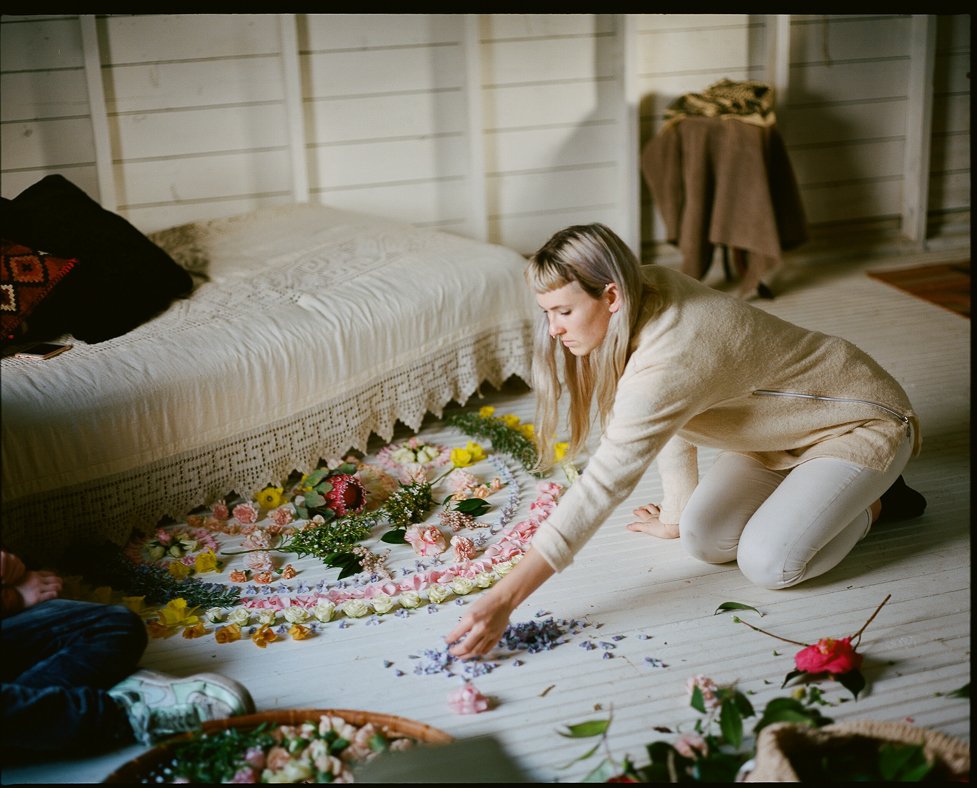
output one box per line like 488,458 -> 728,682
212,500 -> 230,520
448,682 -> 491,714
233,502 -> 259,524
794,636 -> 863,675
323,474 -> 367,517
155,528 -> 173,546
404,524 -> 447,556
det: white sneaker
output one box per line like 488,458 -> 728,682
108,669 -> 255,745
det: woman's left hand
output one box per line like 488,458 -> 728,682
626,503 -> 679,539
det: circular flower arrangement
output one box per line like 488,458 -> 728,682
111,413 -> 570,649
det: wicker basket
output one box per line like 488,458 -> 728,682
102,708 -> 453,783
745,719 -> 970,782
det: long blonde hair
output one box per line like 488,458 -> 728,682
526,223 -> 656,473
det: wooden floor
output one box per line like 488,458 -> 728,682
3,242 -> 971,783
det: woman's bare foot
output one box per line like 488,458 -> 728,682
626,503 -> 679,539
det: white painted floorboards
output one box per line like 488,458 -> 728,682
3,244 -> 969,783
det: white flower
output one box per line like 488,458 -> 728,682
264,760 -> 314,783
416,445 -> 438,463
312,599 -> 336,622
391,447 -> 416,464
398,591 -> 421,609
370,593 -> 395,614
474,572 -> 496,588
342,599 -> 370,618
495,560 -> 514,576
256,609 -> 278,626
147,545 -> 166,561
227,607 -> 252,626
204,607 -> 228,623
282,606 -> 311,624
450,577 -> 476,596
427,583 -> 451,604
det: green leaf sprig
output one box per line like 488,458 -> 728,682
445,411 -> 540,475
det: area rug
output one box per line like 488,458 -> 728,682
867,261 -> 970,318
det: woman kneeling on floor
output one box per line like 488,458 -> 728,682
448,223 -> 926,659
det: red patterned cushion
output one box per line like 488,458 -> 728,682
1,239 -> 77,343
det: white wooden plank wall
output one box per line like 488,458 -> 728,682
0,13 -> 970,253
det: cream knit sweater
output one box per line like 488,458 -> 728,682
531,264 -> 920,573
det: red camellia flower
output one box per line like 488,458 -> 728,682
323,473 -> 366,516
794,636 -> 863,675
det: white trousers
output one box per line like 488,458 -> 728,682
679,429 -> 914,589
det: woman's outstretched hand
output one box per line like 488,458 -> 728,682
445,548 -> 557,660
446,589 -> 514,660
626,503 -> 679,539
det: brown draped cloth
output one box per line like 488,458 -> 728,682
641,115 -> 808,296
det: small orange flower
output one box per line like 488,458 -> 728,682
182,622 -> 209,639
229,569 -> 249,583
253,571 -> 274,584
289,623 -> 313,641
281,564 -> 298,580
147,619 -> 175,639
252,624 -> 278,648
215,623 -> 242,644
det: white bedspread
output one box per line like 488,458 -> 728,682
1,204 -> 535,557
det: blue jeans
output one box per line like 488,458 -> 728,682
1,598 -> 147,756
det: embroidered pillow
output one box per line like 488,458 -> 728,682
1,239 -> 77,344
1,175 -> 193,343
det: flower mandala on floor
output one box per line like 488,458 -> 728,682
91,417 -> 567,647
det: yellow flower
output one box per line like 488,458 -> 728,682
478,405 -> 495,419
91,586 -> 113,604
182,622 -> 209,639
158,598 -> 199,628
450,447 -> 474,468
554,442 -> 569,461
501,413 -> 521,428
252,624 -> 278,648
167,561 -> 191,581
289,623 -> 314,641
256,485 -> 285,510
122,596 -> 146,614
194,549 -> 219,574
518,423 -> 535,439
215,623 -> 242,644
465,441 -> 486,462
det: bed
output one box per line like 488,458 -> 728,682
1,185 -> 535,562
